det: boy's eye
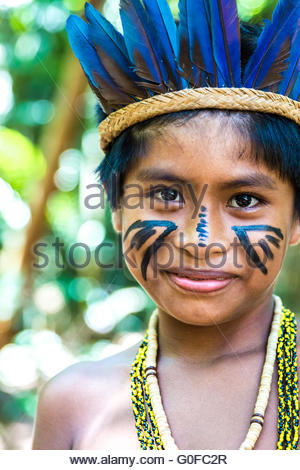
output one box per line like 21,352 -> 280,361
148,186 -> 184,203
228,194 -> 263,209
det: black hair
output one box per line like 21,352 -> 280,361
94,21 -> 300,218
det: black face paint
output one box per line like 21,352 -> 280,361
265,234 -> 281,248
258,239 -> 274,260
231,225 -> 284,275
123,220 -> 178,280
197,206 -> 208,247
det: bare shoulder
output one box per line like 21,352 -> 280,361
38,342 -> 139,404
32,342 -> 140,449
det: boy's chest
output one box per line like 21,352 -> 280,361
156,368 -> 279,450
74,365 -> 280,450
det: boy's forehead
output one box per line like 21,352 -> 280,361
147,114 -> 236,152
127,116 -> 278,187
142,115 -> 250,166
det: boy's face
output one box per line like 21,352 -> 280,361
112,115 -> 300,325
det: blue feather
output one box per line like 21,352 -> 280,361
66,15 -> 132,112
119,0 -> 168,91
279,24 -> 300,99
66,15 -> 104,88
178,0 -> 216,86
85,3 -> 127,57
243,0 -> 300,90
84,3 -> 147,98
290,71 -> 300,100
208,0 -> 241,87
143,0 -> 187,89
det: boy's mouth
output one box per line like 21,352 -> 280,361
163,268 -> 237,293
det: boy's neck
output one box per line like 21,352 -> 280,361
157,294 -> 275,367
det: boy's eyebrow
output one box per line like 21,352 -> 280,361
136,169 -> 278,190
136,169 -> 188,184
219,174 -> 278,191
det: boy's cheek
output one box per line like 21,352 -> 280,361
237,243 -> 285,283
121,237 -> 173,282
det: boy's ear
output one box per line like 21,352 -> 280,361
289,217 -> 300,246
111,209 -> 122,233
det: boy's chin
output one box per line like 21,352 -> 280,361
156,300 -> 243,327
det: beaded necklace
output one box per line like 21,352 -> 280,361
130,296 -> 299,450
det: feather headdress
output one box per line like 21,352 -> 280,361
66,0 -> 300,152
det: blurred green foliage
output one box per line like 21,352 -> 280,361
0,0 -> 299,450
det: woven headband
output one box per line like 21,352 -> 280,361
66,1 -> 300,153
99,87 -> 300,151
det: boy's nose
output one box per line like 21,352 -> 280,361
173,209 -> 231,261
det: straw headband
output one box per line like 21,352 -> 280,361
99,87 -> 300,152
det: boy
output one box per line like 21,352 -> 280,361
33,0 -> 300,450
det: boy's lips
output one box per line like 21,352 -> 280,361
163,268 -> 238,293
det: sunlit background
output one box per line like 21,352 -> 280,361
0,0 -> 299,450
